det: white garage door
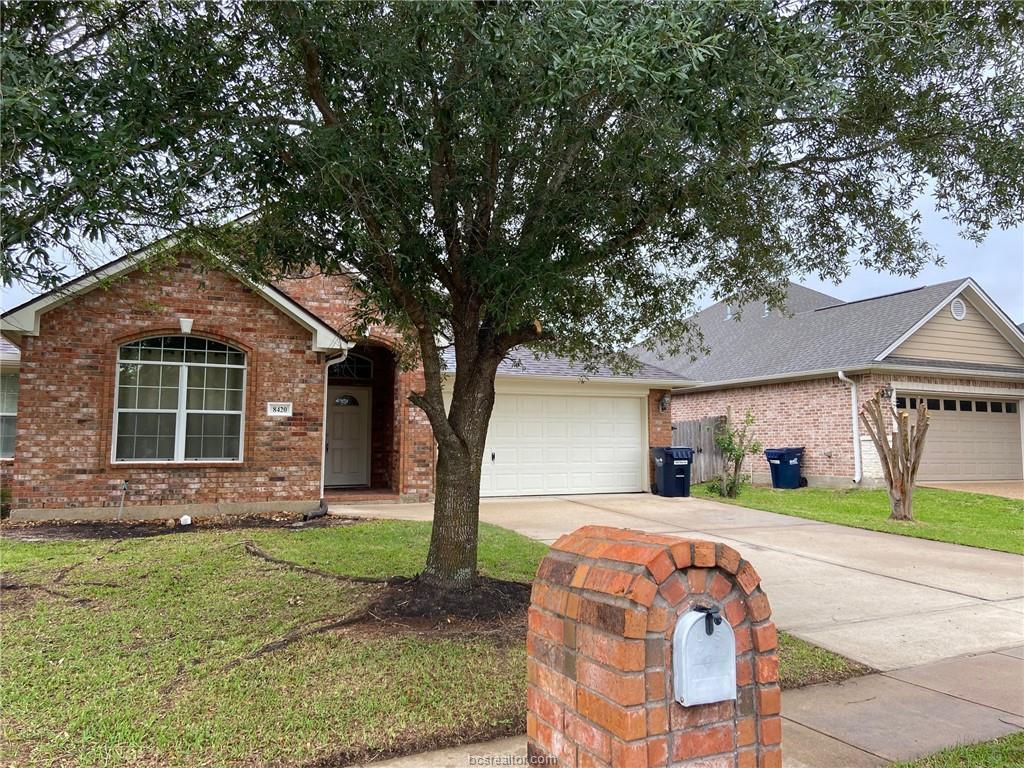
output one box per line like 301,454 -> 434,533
903,395 -> 1023,481
480,392 -> 645,497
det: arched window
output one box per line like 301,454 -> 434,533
328,353 -> 373,381
113,336 -> 246,462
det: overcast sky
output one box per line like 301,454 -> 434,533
797,198 -> 1024,323
2,197 -> 1022,321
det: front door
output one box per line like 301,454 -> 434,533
325,386 -> 371,486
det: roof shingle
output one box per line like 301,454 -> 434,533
633,279 -> 968,382
443,346 -> 685,381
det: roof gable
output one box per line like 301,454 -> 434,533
1,246 -> 352,354
878,280 -> 1024,367
634,277 -> 1023,385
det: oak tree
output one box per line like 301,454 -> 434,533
3,1 -> 1022,592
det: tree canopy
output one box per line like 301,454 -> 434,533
3,0 -> 1022,590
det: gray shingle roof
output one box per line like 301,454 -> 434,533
634,279 -> 968,383
443,347 -> 685,381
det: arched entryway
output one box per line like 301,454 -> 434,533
324,343 -> 398,492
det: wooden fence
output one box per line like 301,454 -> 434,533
671,416 -> 726,485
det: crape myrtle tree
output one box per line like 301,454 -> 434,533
3,1 -> 1023,593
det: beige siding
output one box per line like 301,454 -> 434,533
892,297 -> 1024,367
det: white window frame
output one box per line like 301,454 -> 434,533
0,372 -> 17,460
111,337 -> 247,464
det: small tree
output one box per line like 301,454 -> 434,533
714,408 -> 762,498
860,390 -> 930,521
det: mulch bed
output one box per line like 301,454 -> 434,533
369,573 -> 532,622
0,511 -> 364,542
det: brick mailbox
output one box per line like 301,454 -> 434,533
527,525 -> 780,768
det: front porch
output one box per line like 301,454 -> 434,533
323,343 -> 405,496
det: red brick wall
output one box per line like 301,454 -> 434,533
673,375 -> 857,482
528,526 -> 781,768
274,272 -> 404,346
648,389 -> 673,488
673,372 -> 1024,486
396,368 -> 435,499
11,257 -> 326,513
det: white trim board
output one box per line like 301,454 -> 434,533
891,382 -> 1024,398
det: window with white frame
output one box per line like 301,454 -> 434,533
0,372 -> 18,459
114,336 -> 246,462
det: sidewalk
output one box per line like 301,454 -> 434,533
358,649 -> 1024,768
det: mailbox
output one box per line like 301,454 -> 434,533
672,606 -> 737,707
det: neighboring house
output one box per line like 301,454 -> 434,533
0,248 -> 682,520
636,280 -> 1024,486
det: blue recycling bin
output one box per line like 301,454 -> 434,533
651,446 -> 694,497
764,447 -> 805,489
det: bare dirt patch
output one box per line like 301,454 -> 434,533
0,511 -> 365,542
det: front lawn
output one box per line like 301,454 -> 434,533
694,484 -> 1024,554
1,516 -> 867,767
892,732 -> 1024,767
1,519 -> 544,768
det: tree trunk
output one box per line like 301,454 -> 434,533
421,440 -> 484,591
888,482 -> 914,521
860,389 -> 929,522
417,354 -> 499,593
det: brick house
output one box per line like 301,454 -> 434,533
0,249 -> 682,520
636,279 -> 1024,487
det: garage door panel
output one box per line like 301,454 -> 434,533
481,392 -> 645,496
911,397 -> 1023,481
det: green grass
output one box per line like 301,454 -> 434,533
694,484 -> 1024,554
0,520 -> 547,768
777,631 -> 870,689
0,518 -> 869,767
892,732 -> 1024,767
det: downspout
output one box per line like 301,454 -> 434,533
320,349 -> 350,501
837,370 -> 862,484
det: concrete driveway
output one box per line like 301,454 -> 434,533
332,493 -> 1024,671
920,480 -> 1024,500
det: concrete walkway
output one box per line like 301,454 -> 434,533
356,648 -> 1024,767
920,480 -> 1024,500
331,493 -> 1024,670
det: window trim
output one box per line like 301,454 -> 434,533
111,336 -> 247,464
0,371 -> 17,460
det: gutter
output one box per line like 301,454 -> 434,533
673,361 -> 1024,394
837,370 -> 862,484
